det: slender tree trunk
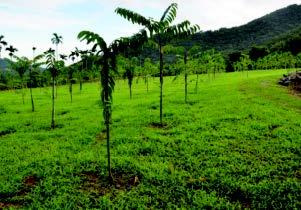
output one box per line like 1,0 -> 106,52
146,77 -> 149,93
56,80 -> 58,98
80,72 -> 83,92
51,76 -> 55,129
129,84 -> 132,99
80,63 -> 84,92
30,86 -> 34,112
21,78 -> 25,105
184,50 -> 188,103
103,59 -> 113,182
195,74 -> 199,93
29,69 -> 35,112
159,43 -> 164,125
69,82 -> 73,103
106,120 -> 113,181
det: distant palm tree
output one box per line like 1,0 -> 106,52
6,45 -> 18,61
51,33 -> 63,59
116,3 -> 199,125
60,54 -> 67,61
78,29 -> 147,181
0,35 -> 8,59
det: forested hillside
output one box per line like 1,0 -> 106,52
187,4 -> 301,52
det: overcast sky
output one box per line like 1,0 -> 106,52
0,0 -> 300,60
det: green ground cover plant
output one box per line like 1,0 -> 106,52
0,70 -> 300,209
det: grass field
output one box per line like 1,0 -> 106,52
0,70 -> 300,209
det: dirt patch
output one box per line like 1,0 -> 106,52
0,201 -> 22,209
79,171 -> 140,198
228,188 -> 252,209
0,175 -> 40,209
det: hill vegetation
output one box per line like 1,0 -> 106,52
187,4 -> 301,53
0,58 -> 9,70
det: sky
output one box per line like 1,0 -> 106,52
0,0 -> 300,60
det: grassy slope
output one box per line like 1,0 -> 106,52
0,70 -> 300,209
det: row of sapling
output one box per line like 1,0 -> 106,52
47,3 -> 200,181
234,52 -> 299,73
0,3 -> 200,182
78,3 -> 199,182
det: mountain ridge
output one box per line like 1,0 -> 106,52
181,4 -> 301,52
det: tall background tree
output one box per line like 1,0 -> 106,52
30,47 -> 37,112
116,3 -> 200,125
51,33 -> 63,97
51,33 -> 63,59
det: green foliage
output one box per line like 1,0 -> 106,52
10,56 -> 31,79
78,28 -> 148,180
182,4 -> 301,53
116,2 -> 199,124
0,70 -> 300,209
